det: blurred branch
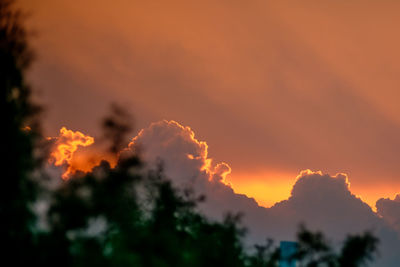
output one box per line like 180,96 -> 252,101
102,103 -> 133,154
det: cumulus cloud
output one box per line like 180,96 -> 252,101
126,120 -> 400,267
266,170 -> 381,240
126,120 -> 263,220
127,120 -> 232,188
266,171 -> 400,267
377,195 -> 400,235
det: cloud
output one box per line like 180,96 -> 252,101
267,170 -> 400,267
267,170 -> 380,240
50,127 -> 94,166
377,195 -> 400,235
126,120 -> 263,220
127,120 -> 232,188
49,127 -> 94,178
48,127 -> 116,179
126,120 -> 400,267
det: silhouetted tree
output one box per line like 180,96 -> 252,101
41,155 -> 249,267
102,103 -> 133,153
246,239 -> 280,267
295,225 -> 379,267
1,0 -> 41,263
338,232 -> 378,267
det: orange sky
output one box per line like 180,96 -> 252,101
21,0 -> 400,209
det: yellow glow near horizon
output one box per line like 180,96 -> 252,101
228,171 -> 297,208
351,184 -> 400,212
229,170 -> 399,212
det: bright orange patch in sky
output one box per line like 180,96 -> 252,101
229,170 -> 297,207
50,127 -> 94,178
351,184 -> 400,212
49,127 -> 116,179
50,127 -> 94,164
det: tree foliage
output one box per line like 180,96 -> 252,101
1,0 -> 41,263
295,225 -> 378,267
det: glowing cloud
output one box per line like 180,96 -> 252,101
127,120 -> 231,187
49,127 -> 94,178
124,119 -> 261,222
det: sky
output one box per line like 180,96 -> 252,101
20,0 -> 400,209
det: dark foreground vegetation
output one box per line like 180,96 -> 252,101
2,0 -> 379,266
